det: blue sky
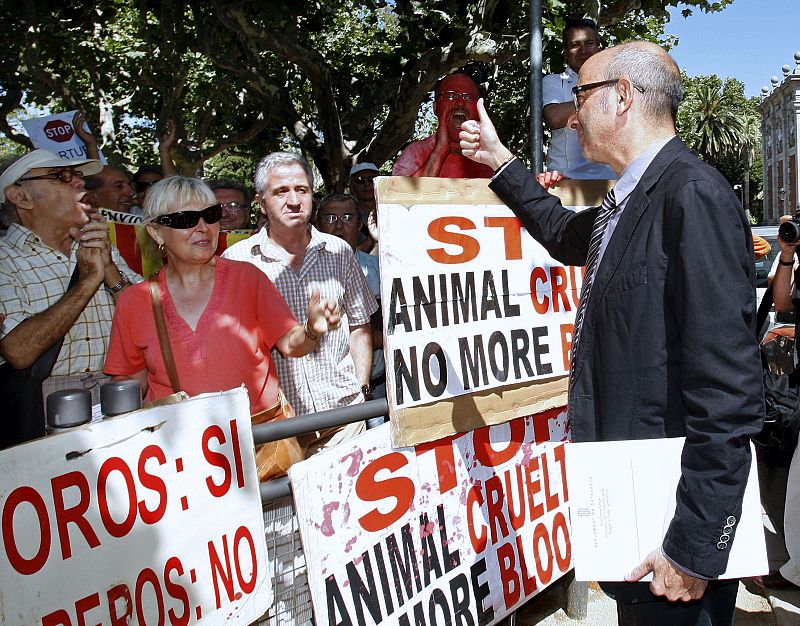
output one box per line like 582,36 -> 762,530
665,0 -> 799,97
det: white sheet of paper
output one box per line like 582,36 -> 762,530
566,437 -> 768,581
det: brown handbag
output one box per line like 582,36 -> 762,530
149,275 -> 304,481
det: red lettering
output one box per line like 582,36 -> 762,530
356,453 -> 415,532
541,452 -> 561,511
202,425 -> 232,497
138,445 -> 168,524
164,557 -> 190,626
524,457 -> 545,521
2,485 -> 51,575
135,567 -> 165,625
108,583 -> 133,626
51,471 -> 100,560
533,522 -> 554,585
552,511 -> 572,573
234,525 -> 257,593
497,541 -> 520,609
529,267 -> 549,314
473,419 -> 524,467
466,484 -> 487,552
549,266 -> 569,312
427,217 -> 479,264
560,324 -> 573,372
97,457 -> 137,538
75,592 -> 101,626
515,534 -> 538,596
485,476 -> 509,544
484,216 -> 522,260
503,465 -> 526,531
554,443 -> 569,501
414,434 -> 463,495
209,535 -> 235,609
229,419 -> 245,489
569,265 -> 583,308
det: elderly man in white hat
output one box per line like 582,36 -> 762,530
0,149 -> 140,447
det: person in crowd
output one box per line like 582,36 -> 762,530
460,41 -> 763,624
131,165 -> 163,214
85,165 -> 137,214
103,175 -> 340,416
756,215 -> 800,591
348,162 -> 380,252
223,152 -> 377,454
543,17 -> 616,180
392,69 -> 493,178
316,193 -> 385,425
0,149 -> 140,445
208,178 -> 252,231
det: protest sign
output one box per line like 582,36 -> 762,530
0,388 -> 271,626
376,176 -> 612,447
22,111 -> 107,163
291,408 -> 570,626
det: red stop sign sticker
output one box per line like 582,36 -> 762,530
43,119 -> 75,143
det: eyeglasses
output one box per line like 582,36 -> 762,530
17,168 -> 85,185
351,176 -> 376,185
571,79 -> 645,111
320,213 -> 358,224
154,204 -> 223,229
436,91 -> 478,102
220,201 -> 246,213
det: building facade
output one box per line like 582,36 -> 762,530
760,53 -> 800,224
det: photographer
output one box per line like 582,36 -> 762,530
758,214 -> 800,590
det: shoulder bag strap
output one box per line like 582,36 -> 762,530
148,275 -> 181,393
757,283 -> 774,343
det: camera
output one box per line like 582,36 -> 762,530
779,215 -> 800,244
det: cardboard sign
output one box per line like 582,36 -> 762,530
22,110 -> 107,163
0,388 -> 272,626
376,176 -> 612,447
290,408 -> 571,626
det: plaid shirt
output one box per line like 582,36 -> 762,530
223,227 -> 378,415
0,223 -> 141,376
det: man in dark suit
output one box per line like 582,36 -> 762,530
460,41 -> 764,625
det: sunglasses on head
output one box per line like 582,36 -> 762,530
154,204 -> 223,229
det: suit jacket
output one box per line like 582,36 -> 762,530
490,137 -> 765,580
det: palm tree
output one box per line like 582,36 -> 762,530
687,83 -> 744,166
738,112 -> 761,215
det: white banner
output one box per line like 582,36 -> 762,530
22,110 -> 107,164
379,202 -> 583,411
0,388 -> 271,625
291,408 -> 571,626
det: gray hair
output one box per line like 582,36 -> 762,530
254,152 -> 314,196
142,176 -> 216,221
601,43 -> 684,120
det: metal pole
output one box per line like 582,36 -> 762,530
530,0 -> 543,172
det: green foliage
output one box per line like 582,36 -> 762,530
2,0 -> 736,193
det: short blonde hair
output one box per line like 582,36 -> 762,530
142,176 -> 216,221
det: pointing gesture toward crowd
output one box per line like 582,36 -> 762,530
459,98 -> 514,171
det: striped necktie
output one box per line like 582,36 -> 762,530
570,189 -> 617,385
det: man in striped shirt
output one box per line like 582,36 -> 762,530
224,152 -> 377,455
0,149 -> 140,446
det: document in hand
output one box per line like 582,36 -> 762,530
566,437 -> 768,581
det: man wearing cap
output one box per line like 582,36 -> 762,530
392,70 -> 493,179
348,162 -> 380,251
0,149 -> 140,446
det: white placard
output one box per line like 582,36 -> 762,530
566,437 -> 768,581
290,408 -> 571,626
22,110 -> 107,163
0,388 -> 272,625
379,202 -> 584,411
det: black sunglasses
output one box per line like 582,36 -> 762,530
18,168 -> 85,184
154,204 -> 223,229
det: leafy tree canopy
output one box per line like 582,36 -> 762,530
2,0 -> 733,191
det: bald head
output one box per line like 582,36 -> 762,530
595,41 -> 683,121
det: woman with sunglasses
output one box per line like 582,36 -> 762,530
104,177 -> 340,441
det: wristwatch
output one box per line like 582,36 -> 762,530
105,273 -> 130,294
361,384 -> 374,401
